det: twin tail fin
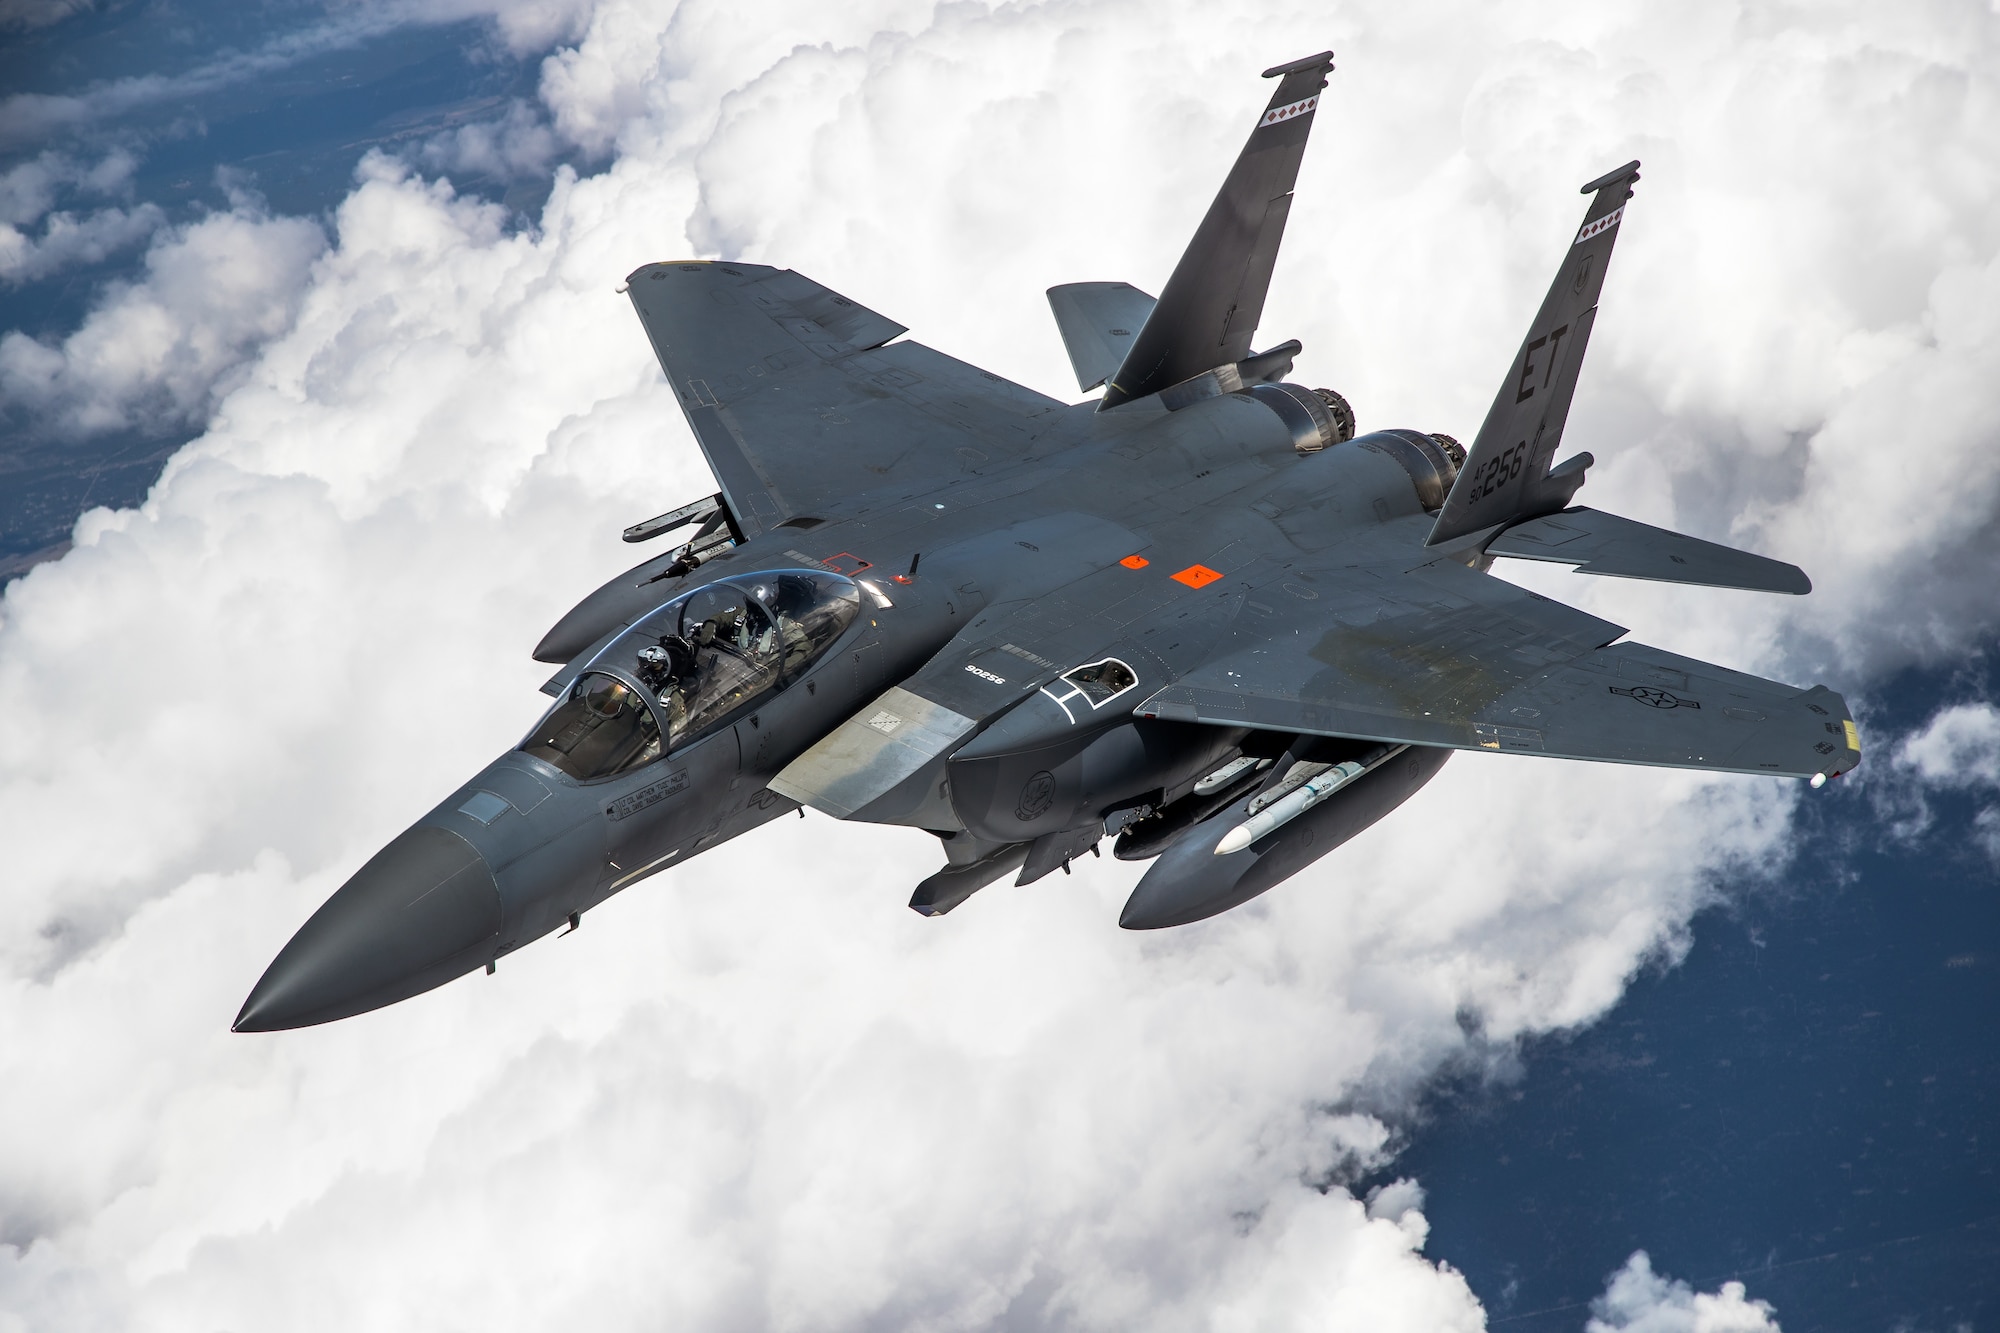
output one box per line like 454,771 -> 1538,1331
1427,161 -> 1641,545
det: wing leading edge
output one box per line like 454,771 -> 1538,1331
1135,559 -> 1858,780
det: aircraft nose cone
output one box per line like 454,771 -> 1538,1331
233,826 -> 501,1032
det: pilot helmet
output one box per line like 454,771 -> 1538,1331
635,644 -> 674,690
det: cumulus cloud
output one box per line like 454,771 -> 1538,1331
0,148 -> 160,283
0,189 -> 324,437
1891,700 -> 2000,857
418,97 -> 564,183
0,149 -> 138,226
0,202 -> 163,284
1587,1252 -> 1780,1333
1897,702 -> 2000,787
0,0 -> 1995,1328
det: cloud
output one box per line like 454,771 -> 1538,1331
0,203 -> 164,285
1587,1252 -> 1781,1333
0,150 -> 139,227
1891,701 -> 2000,858
0,0 -> 91,33
417,98 -> 564,183
0,188 -> 324,437
1897,702 -> 2000,787
0,0 -> 1996,1328
0,0 -> 590,152
0,149 -> 159,284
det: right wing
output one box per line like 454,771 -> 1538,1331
626,262 -> 1067,537
1136,557 -> 1859,780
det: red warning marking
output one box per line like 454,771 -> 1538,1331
823,552 -> 872,575
1120,554 -> 1150,569
1574,205 -> 1625,246
1258,94 -> 1318,127
1171,564 -> 1222,588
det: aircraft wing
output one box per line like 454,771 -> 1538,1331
626,262 -> 1067,537
1135,557 -> 1860,779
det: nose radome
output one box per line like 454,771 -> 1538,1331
233,825 -> 501,1032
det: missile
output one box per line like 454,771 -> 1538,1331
1214,745 -> 1406,854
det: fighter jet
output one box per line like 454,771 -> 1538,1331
234,52 -> 1859,1032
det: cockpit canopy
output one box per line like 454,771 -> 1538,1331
522,569 -> 861,782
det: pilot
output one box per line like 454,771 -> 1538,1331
690,600 -> 744,651
769,575 -> 819,675
635,639 -> 694,739
635,644 -> 672,691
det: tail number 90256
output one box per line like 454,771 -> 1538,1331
1469,441 -> 1527,503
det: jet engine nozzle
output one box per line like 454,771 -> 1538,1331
1350,429 -> 1463,511
1239,382 -> 1354,455
233,826 -> 501,1032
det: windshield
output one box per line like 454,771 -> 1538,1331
521,673 -> 662,781
539,570 -> 861,764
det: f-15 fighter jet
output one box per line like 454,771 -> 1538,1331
235,52 -> 1858,1032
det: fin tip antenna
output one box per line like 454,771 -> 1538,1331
1262,50 -> 1335,79
1580,160 -> 1642,195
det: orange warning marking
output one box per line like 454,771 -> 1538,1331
1171,563 -> 1222,588
1120,554 -> 1150,569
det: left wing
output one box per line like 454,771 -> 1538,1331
626,262 -> 1067,537
1136,558 -> 1859,779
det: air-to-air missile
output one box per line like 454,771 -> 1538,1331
235,52 -> 1858,1032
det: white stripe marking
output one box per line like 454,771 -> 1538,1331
1258,94 -> 1319,127
610,848 -> 680,890
1574,205 -> 1624,246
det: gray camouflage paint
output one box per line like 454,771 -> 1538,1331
235,53 -> 1856,1032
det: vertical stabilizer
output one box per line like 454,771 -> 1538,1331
1426,161 -> 1640,545
1098,52 -> 1334,409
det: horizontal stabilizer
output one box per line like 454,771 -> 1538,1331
1047,282 -> 1157,392
1487,507 -> 1810,594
